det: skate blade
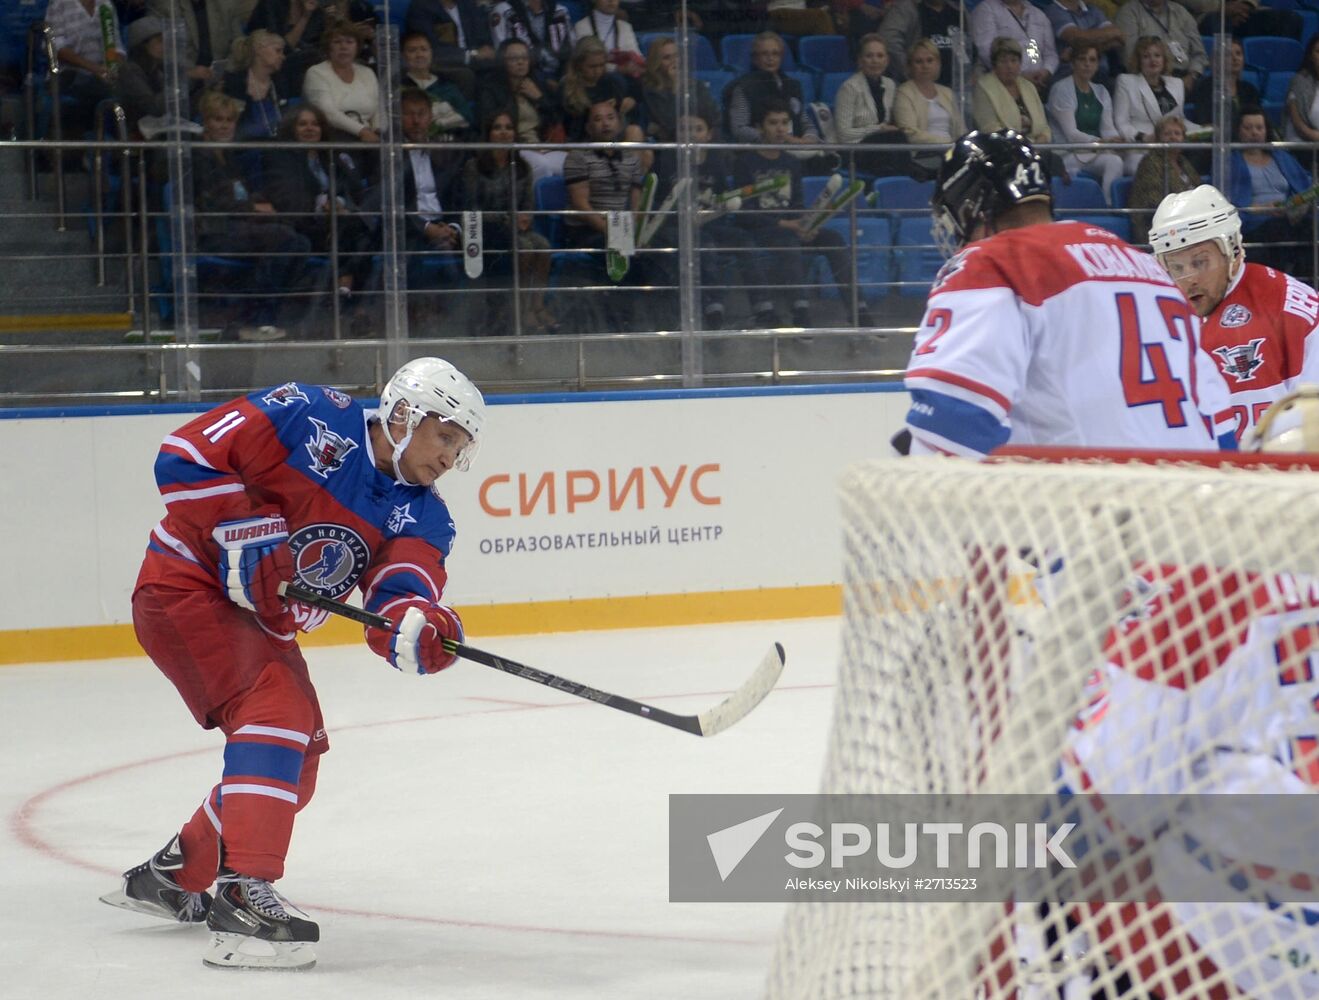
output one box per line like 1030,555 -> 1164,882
203,932 -> 316,971
99,886 -> 205,924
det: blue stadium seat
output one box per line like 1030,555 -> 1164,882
894,216 -> 944,296
1052,174 -> 1106,209
1265,69 -> 1295,103
1302,11 -> 1319,46
695,70 -> 736,109
533,176 -> 594,284
818,71 -> 852,107
1263,99 -> 1287,126
871,176 -> 935,214
1110,176 -> 1132,209
1244,36 -> 1303,73
635,32 -> 721,71
801,176 -> 893,301
721,33 -> 796,71
377,0 -> 411,26
1201,35 -> 1214,60
797,35 -> 850,74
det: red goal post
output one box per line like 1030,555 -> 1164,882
765,449 -> 1319,1000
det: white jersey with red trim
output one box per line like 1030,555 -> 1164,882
1064,566 -> 1319,998
903,221 -> 1231,457
1202,262 -> 1319,443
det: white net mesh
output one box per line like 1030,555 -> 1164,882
767,453 -> 1319,1000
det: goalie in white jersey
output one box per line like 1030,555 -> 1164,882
1060,389 -> 1319,999
901,129 -> 1234,457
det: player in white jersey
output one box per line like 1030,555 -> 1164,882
1061,389 -> 1319,999
1150,184 -> 1319,444
900,129 -> 1234,458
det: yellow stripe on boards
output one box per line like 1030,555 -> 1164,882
0,586 -> 844,666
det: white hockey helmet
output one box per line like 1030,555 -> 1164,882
1148,184 -> 1243,274
1244,386 -> 1319,453
377,357 -> 486,482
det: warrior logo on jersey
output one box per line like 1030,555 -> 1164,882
262,382 -> 309,407
305,417 -> 358,478
1213,339 -> 1266,383
387,503 -> 416,534
322,386 -> 352,409
289,523 -> 370,598
1220,303 -> 1252,328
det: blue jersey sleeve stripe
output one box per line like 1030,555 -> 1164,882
222,742 -> 305,786
154,451 -> 235,487
906,388 -> 1011,456
364,569 -> 439,613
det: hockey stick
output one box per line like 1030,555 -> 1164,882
278,582 -> 786,737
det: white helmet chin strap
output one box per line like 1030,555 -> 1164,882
380,407 -> 423,487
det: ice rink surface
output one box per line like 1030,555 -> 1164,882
0,618 -> 839,1000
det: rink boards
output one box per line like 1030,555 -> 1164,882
0,384 -> 909,663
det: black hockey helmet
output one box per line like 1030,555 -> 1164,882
931,129 -> 1052,258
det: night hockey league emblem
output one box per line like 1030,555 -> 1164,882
305,417 -> 358,477
387,503 -> 417,534
1212,339 -> 1266,383
289,523 -> 370,598
262,382 -> 309,407
322,386 -> 353,408
1220,303 -> 1252,328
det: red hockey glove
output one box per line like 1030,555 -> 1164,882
366,602 -> 464,674
212,515 -> 294,620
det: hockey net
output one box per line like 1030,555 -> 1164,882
767,449 -> 1319,1000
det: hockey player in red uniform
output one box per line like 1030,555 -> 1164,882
99,357 -> 484,971
901,130 -> 1233,458
1150,184 -> 1319,443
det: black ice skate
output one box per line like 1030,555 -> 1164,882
99,834 -> 212,923
203,868 -> 319,971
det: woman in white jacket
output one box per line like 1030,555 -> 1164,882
1046,42 -> 1125,203
1113,35 -> 1190,174
833,34 -> 905,174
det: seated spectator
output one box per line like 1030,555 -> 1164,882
1047,42 -> 1125,202
222,30 -> 290,140
893,37 -> 965,170
649,110 -> 758,329
969,0 -> 1057,89
732,97 -> 870,329
562,99 -> 647,331
834,34 -> 909,176
246,0 -> 375,88
488,0 -> 574,82
1113,0 -> 1206,91
973,37 -> 1051,145
146,0 -> 244,87
479,39 -> 567,182
1229,105 -> 1313,278
303,20 -> 380,143
642,36 -> 718,143
560,37 -> 644,142
461,111 -> 557,333
724,31 -> 821,149
405,0 -> 496,74
1127,112 -> 1198,243
765,0 -> 836,38
1187,36 -> 1260,126
262,105 -> 377,305
1113,35 -> 1192,173
1285,33 -> 1319,143
401,31 -> 474,140
398,88 -> 466,313
192,91 -> 312,341
1044,0 -> 1123,87
116,15 -> 166,138
572,0 -> 644,79
45,0 -> 124,137
880,0 -> 963,85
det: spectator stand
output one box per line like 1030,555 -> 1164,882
871,176 -> 938,298
635,32 -> 721,71
720,34 -> 798,72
